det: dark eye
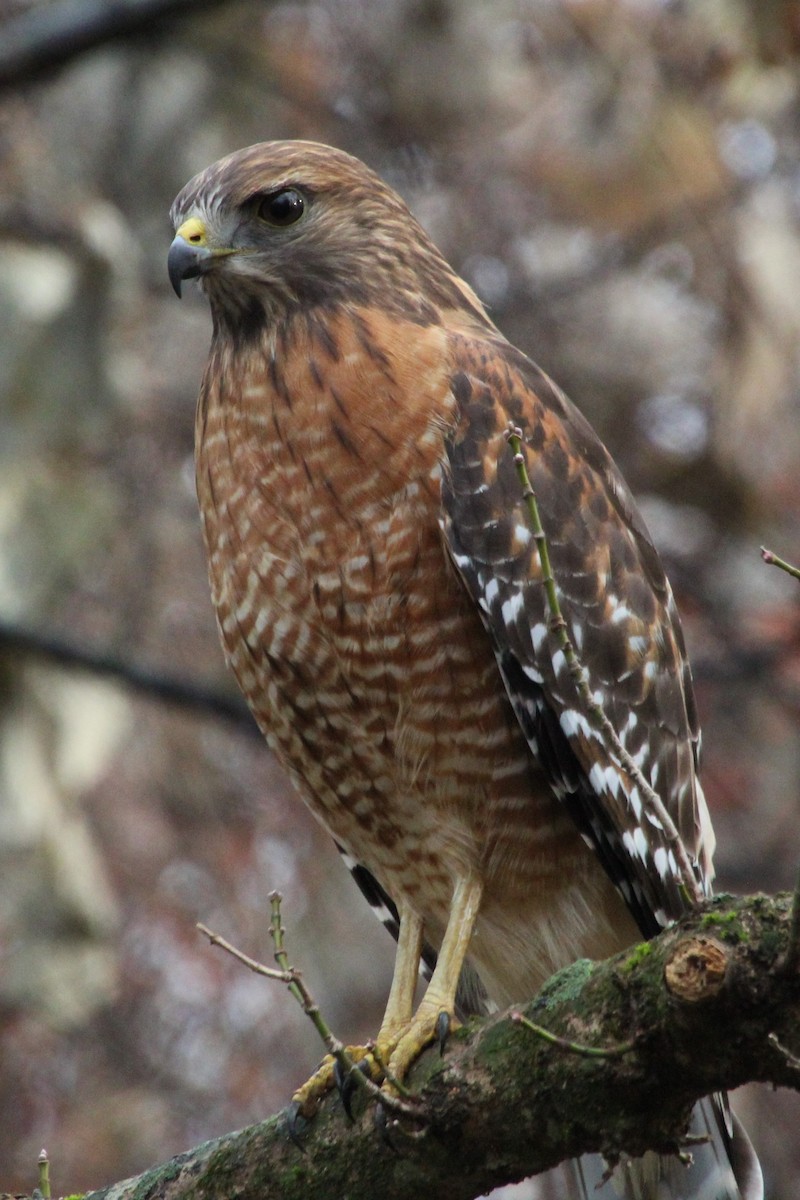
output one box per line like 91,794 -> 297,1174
257,188 -> 305,227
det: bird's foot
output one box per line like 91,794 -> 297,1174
291,1044 -> 377,1119
380,1004 -> 457,1100
290,1005 -> 456,1120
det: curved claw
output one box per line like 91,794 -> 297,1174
335,1056 -> 371,1120
436,1010 -> 450,1055
291,1044 -> 372,1120
285,1100 -> 308,1150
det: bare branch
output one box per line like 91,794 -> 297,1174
198,901 -> 421,1122
760,545 -> 800,582
1,620 -> 256,731
0,0 -> 246,93
69,892 -> 799,1200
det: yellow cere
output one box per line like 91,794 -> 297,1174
176,217 -> 208,246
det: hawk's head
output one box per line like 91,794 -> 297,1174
168,140 -> 488,336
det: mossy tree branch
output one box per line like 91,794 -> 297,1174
74,890 -> 799,1200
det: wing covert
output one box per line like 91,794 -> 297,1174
439,331 -> 714,937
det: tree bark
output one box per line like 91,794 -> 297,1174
69,891 -> 800,1200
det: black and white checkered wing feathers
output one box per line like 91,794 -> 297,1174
439,333 -> 715,939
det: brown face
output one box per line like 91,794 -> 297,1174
168,139 -> 487,336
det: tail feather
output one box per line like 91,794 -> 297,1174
564,1097 -> 763,1200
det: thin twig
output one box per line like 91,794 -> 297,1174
761,546 -> 800,582
505,424 -> 703,906
266,892 -> 349,1060
265,893 -> 420,1118
198,899 -> 421,1120
38,1149 -> 51,1200
510,1011 -> 636,1060
197,923 -> 293,983
768,1032 -> 800,1072
199,909 -> 351,1070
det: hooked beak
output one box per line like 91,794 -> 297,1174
168,216 -> 215,297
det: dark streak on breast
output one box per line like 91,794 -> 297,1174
269,349 -> 293,409
331,419 -> 362,459
308,357 -> 324,390
306,310 -> 340,362
351,310 -> 396,382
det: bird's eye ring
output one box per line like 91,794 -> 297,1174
257,189 -> 306,227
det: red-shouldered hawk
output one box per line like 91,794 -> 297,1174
168,141 -> 762,1200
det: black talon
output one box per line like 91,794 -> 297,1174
374,1099 -> 399,1151
332,1058 -> 352,1117
336,1056 -> 371,1121
341,1084 -> 356,1121
286,1101 -> 308,1150
436,1010 -> 450,1055
339,1065 -> 357,1121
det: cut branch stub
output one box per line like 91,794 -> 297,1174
664,937 -> 728,1004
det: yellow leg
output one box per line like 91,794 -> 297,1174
385,874 -> 483,1088
291,875 -> 483,1114
291,899 -> 423,1116
376,902 -> 424,1043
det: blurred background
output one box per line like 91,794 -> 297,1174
1,0 -> 800,1196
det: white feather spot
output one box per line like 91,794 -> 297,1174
633,826 -> 649,861
501,591 -> 525,624
559,708 -> 591,740
694,780 -> 716,870
532,622 -> 548,653
589,762 -> 605,794
371,903 -> 396,926
606,765 -> 624,797
622,830 -> 641,861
